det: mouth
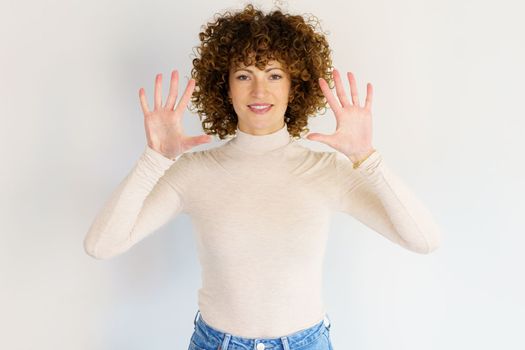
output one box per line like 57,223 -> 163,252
248,104 -> 273,114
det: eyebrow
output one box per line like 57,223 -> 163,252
234,67 -> 284,73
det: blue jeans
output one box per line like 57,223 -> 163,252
188,309 -> 334,350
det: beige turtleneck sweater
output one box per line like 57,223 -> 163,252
83,123 -> 442,338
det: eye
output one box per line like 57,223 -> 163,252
235,74 -> 283,81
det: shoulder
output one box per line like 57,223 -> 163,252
292,142 -> 339,163
168,143 -> 227,174
183,143 -> 225,162
283,142 -> 341,176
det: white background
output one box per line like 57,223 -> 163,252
1,0 -> 523,349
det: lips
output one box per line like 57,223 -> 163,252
248,103 -> 272,107
248,104 -> 273,114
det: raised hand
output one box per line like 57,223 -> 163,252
306,68 -> 375,163
139,70 -> 212,159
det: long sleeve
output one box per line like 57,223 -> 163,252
335,150 -> 442,254
83,145 -> 186,260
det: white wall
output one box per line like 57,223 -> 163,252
1,0 -> 523,349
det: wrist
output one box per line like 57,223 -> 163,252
346,148 -> 376,163
347,148 -> 376,169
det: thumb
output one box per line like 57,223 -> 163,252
189,134 -> 212,147
198,134 -> 213,144
306,133 -> 328,143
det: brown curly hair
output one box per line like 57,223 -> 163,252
189,3 -> 335,140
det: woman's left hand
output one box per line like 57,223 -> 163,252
306,68 -> 375,163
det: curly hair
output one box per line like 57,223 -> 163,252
189,3 -> 335,140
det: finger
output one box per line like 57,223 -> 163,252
333,69 -> 351,108
175,78 -> 196,113
188,134 -> 212,147
347,72 -> 360,107
154,73 -> 162,110
364,82 -> 373,111
164,70 -> 179,111
138,88 -> 150,115
318,77 -> 342,114
306,132 -> 334,148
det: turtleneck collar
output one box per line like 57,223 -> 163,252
229,122 -> 293,155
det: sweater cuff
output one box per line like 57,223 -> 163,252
143,145 -> 180,169
354,149 -> 383,177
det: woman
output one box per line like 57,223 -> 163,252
83,3 -> 442,349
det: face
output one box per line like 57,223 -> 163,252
228,59 -> 291,135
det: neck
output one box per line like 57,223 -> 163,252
229,122 -> 292,155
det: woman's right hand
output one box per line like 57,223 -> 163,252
139,70 -> 212,159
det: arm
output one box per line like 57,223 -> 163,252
83,145 -> 185,260
335,150 -> 442,254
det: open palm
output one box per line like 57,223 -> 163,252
306,68 -> 375,162
139,70 -> 212,160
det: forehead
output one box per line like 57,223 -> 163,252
231,50 -> 285,69
233,59 -> 283,69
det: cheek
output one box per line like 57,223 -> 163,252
230,85 -> 245,98
279,86 -> 291,102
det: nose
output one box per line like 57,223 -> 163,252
250,77 -> 268,99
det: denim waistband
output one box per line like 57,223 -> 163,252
192,310 -> 331,350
